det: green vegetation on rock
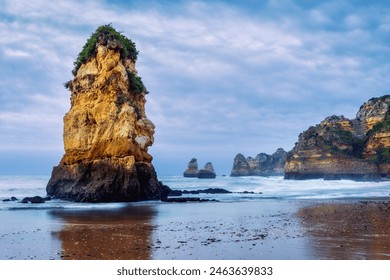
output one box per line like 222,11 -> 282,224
115,90 -> 141,118
127,70 -> 147,95
370,120 -> 390,135
335,130 -> 354,144
369,147 -> 390,164
72,24 -> 138,76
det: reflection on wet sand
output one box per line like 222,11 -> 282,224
50,205 -> 155,260
298,201 -> 390,259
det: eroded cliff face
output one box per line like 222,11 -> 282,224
47,26 -> 166,202
285,96 -> 390,180
230,148 -> 287,177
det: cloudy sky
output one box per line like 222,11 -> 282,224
1,0 -> 390,176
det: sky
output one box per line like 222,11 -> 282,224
0,0 -> 390,176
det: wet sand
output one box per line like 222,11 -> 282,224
298,200 -> 390,259
0,205 -> 156,260
50,206 -> 156,260
150,200 -> 309,259
0,208 -> 62,260
0,199 -> 389,260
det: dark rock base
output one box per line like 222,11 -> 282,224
197,170 -> 216,179
183,173 -> 198,178
21,196 -> 51,204
47,160 -> 167,202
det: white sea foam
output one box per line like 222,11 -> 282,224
0,175 -> 390,210
0,175 -> 48,198
161,175 -> 390,201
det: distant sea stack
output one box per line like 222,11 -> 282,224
285,95 -> 390,181
183,158 -> 199,177
230,148 -> 287,177
47,25 -> 166,202
198,162 -> 216,179
183,159 -> 216,178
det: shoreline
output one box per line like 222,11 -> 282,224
1,198 -> 389,260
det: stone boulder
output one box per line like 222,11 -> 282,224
2,197 -> 18,202
21,196 -> 48,204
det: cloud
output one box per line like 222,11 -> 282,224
309,9 -> 331,25
1,0 -> 390,175
3,48 -> 30,58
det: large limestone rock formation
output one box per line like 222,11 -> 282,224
47,25 -> 166,202
285,95 -> 390,180
183,158 -> 199,177
230,148 -> 287,177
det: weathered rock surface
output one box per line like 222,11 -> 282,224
183,158 -> 199,177
47,25 -> 166,202
285,95 -> 390,180
198,162 -> 216,179
230,148 -> 287,176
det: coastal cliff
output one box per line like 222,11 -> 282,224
285,95 -> 390,180
230,148 -> 287,176
47,25 -> 166,202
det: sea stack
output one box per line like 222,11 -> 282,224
230,148 -> 287,177
285,95 -> 390,180
198,162 -> 216,179
183,158 -> 199,177
47,25 -> 166,202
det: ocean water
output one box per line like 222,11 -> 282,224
164,175 -> 390,201
0,175 -> 390,210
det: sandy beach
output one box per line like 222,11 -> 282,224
298,200 -> 390,259
1,199 -> 389,260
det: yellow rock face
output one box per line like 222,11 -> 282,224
357,98 -> 390,132
363,132 -> 390,158
321,119 -> 354,133
285,156 -> 378,177
365,117 -> 384,132
61,46 -> 154,165
47,43 -> 164,202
